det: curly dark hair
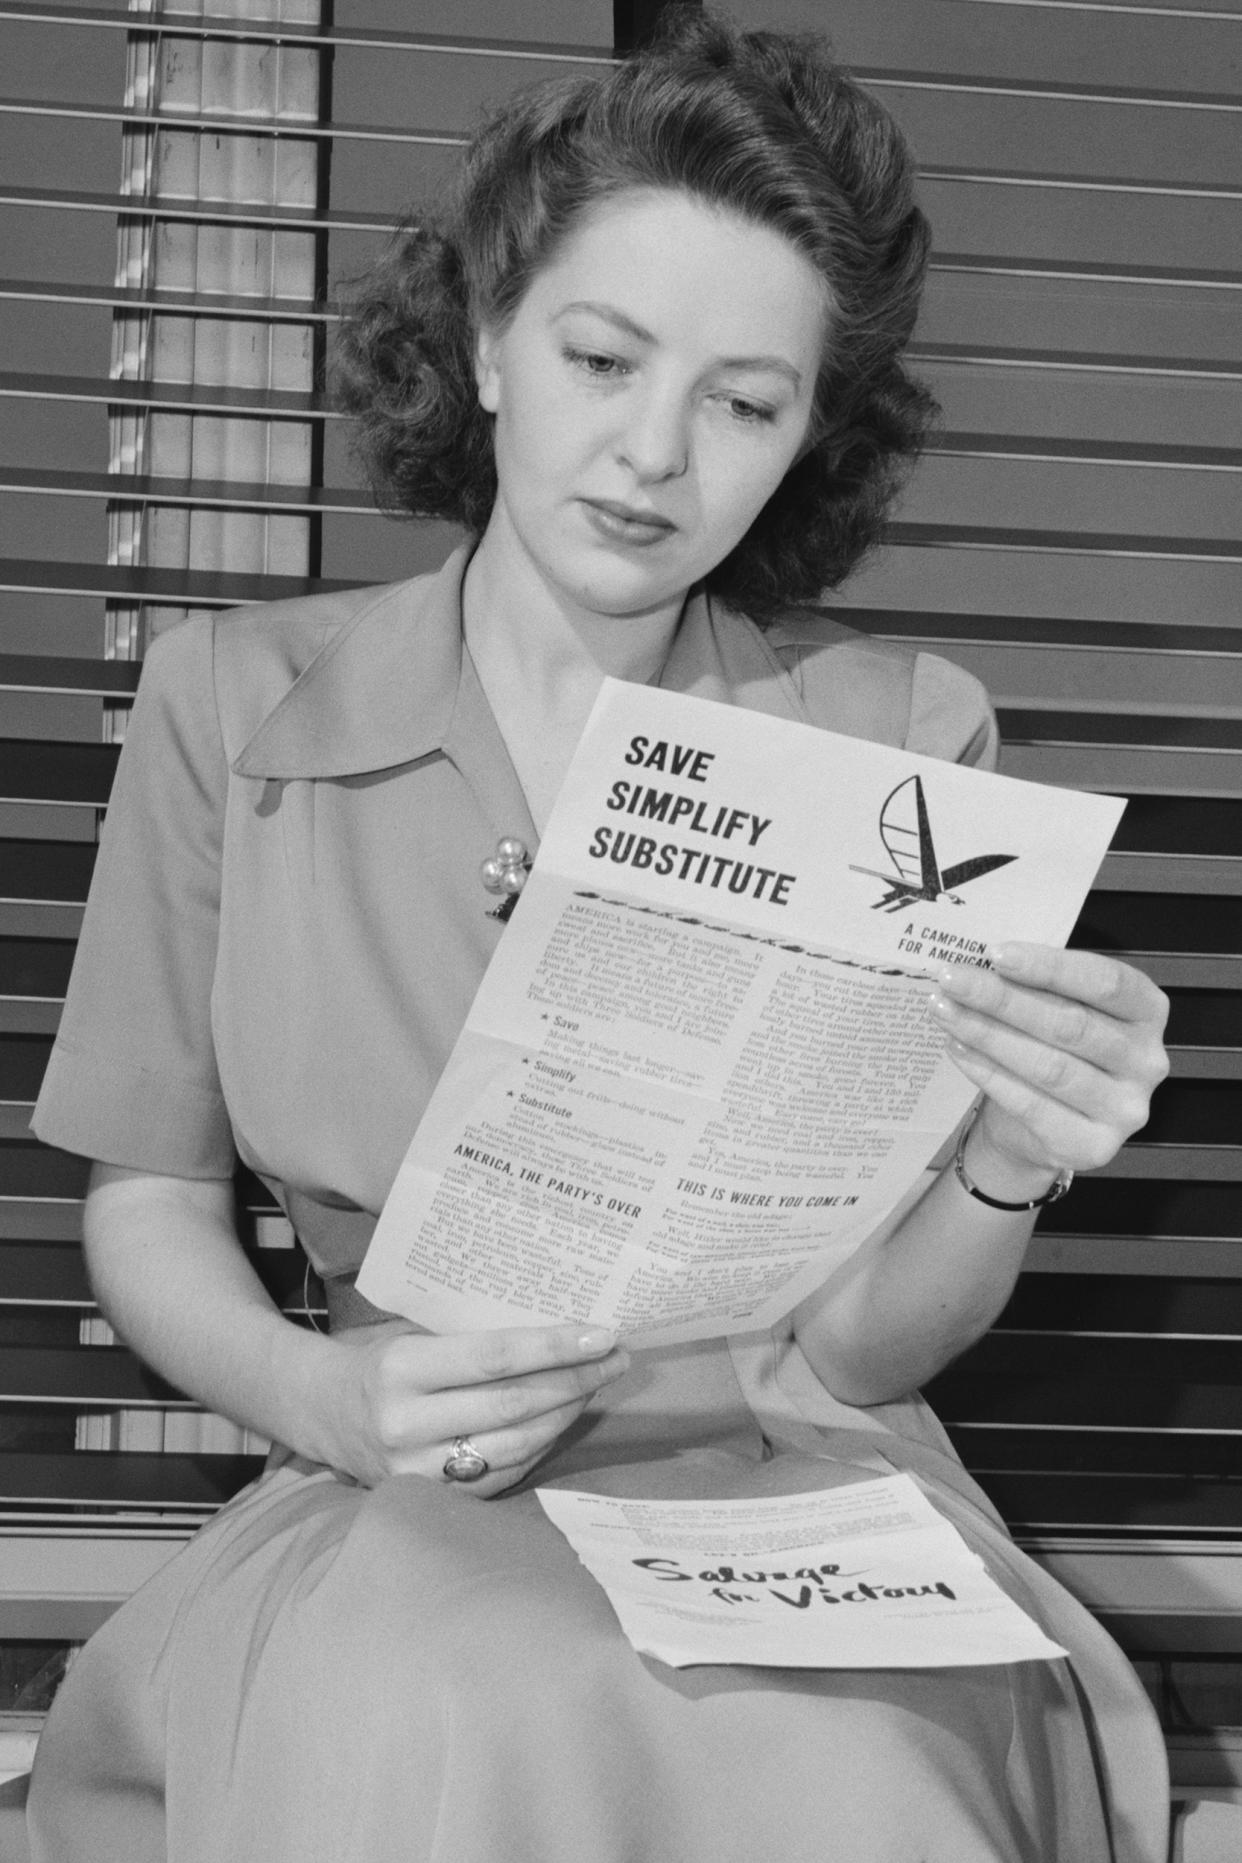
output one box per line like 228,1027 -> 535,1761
333,6 -> 936,620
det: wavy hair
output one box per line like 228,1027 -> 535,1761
333,7 -> 936,619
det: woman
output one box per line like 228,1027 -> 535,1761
30,13 -> 1171,1861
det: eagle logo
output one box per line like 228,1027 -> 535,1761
849,775 -> 1016,913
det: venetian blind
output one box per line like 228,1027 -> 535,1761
753,0 -> 1242,1598
0,0 -> 1238,1644
0,0 -> 615,1626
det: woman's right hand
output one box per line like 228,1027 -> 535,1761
310,1319 -> 630,1495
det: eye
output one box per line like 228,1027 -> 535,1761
564,346 -> 630,379
720,394 -> 777,426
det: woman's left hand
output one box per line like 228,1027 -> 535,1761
928,943 -> 1170,1187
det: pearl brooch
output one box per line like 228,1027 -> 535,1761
481,835 -> 531,921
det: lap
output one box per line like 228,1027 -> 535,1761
29,1447 -> 1113,1863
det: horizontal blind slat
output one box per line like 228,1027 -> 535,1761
0,559 -> 354,603
0,278 -> 337,321
888,523 -> 1241,559
0,6 -> 612,61
0,373 -> 331,419
5,468 -> 370,515
0,738 -> 118,806
0,655 -> 139,697
0,1345 -> 187,1405
0,842 -> 96,904
911,340 -> 1242,379
0,1449 -> 263,1509
9,97 -> 1242,184
759,0 -> 1242,96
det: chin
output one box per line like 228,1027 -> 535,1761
571,552 -> 696,612
572,579 -> 682,619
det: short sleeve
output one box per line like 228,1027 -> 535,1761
31,616 -> 236,1178
762,611 -> 998,770
905,652 -> 999,772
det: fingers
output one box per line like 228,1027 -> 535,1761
357,1325 -> 631,1492
985,944 -> 1168,1032
378,1343 -> 629,1452
418,1394 -> 598,1495
928,949 -> 1169,1096
947,1043 -> 1128,1172
945,1037 -> 1130,1146
930,993 -> 1157,1130
931,986 -> 1115,1092
926,946 -> 1170,1175
404,1321 -> 622,1397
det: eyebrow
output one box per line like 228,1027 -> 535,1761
556,301 -> 805,391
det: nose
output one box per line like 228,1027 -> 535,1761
614,381 -> 689,483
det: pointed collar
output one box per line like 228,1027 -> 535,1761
231,546 -> 472,780
231,541 -> 816,782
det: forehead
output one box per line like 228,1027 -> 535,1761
521,188 -> 830,367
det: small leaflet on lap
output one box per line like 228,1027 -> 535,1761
357,680 -> 1123,1342
536,1474 -> 1067,1669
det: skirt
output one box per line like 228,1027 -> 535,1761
25,1428 -> 1169,1863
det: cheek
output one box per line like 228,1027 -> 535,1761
502,379 -> 592,476
703,447 -> 792,539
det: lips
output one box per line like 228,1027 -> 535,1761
580,498 -> 677,544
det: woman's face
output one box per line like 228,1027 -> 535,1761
473,188 -> 828,623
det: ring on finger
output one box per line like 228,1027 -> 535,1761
442,1435 -> 489,1482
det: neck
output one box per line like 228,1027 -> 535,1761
462,530 -> 684,698
461,524 -> 688,832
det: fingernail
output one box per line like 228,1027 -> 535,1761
577,1327 -> 617,1356
927,991 -> 954,1019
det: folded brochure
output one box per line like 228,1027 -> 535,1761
537,1473 -> 1066,1670
358,680 -> 1123,1343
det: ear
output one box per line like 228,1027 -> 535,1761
474,324 -> 501,415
